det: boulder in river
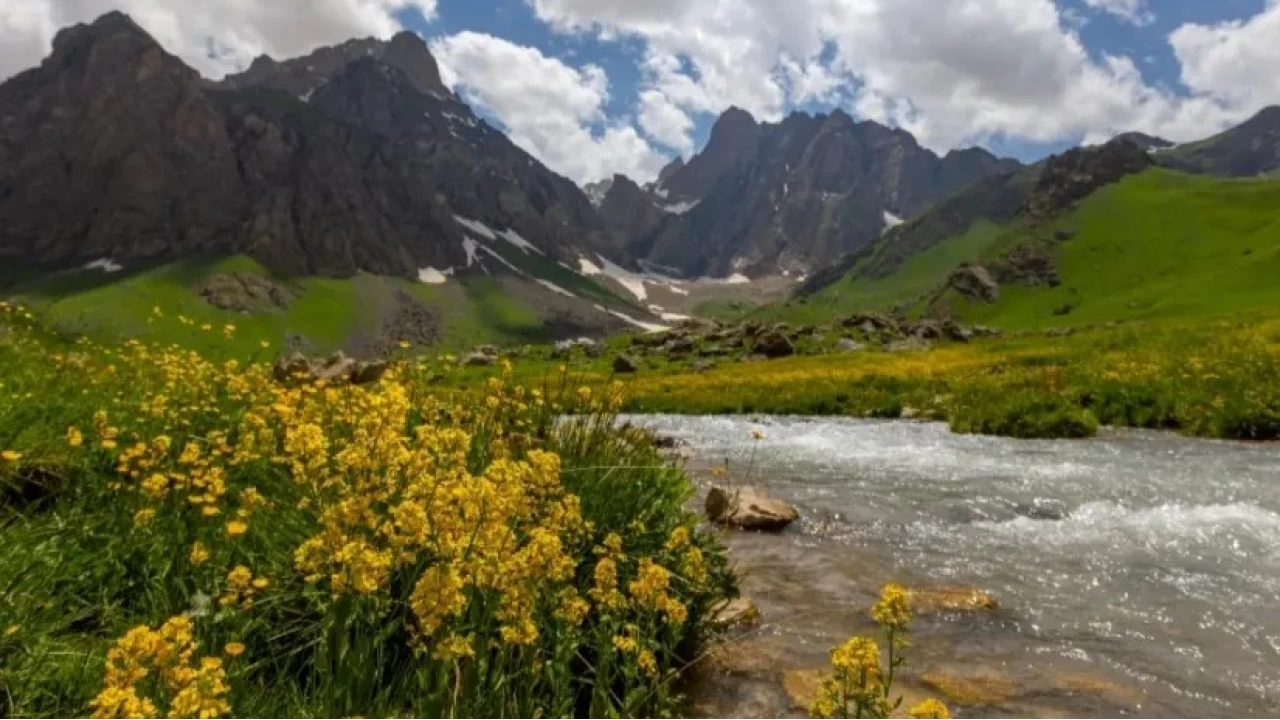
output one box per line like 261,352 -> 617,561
711,597 -> 760,629
705,486 -> 799,531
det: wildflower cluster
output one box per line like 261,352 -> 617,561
0,310 -> 732,718
89,616 -> 231,719
810,584 -> 950,719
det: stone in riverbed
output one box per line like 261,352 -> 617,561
705,486 -> 799,531
711,597 -> 760,629
784,670 -> 941,717
909,587 -> 1000,614
921,670 -> 1016,706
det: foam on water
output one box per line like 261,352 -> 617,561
628,414 -> 1280,715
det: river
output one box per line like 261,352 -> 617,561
626,415 -> 1280,718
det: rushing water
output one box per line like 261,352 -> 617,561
626,415 -> 1280,718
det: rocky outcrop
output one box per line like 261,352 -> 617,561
705,486 -> 799,531
751,330 -> 795,358
612,354 -> 639,373
947,264 -> 1000,303
198,272 -> 293,312
1018,139 -> 1153,222
273,351 -> 389,385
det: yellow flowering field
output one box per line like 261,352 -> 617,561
621,317 -> 1280,440
0,304 -> 733,718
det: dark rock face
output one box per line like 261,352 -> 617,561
1159,106 -> 1280,178
218,30 -> 448,99
634,108 -> 1020,277
0,12 -> 610,281
0,12 -> 245,266
597,175 -> 668,252
1018,139 -> 1153,221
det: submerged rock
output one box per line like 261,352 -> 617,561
705,486 -> 799,531
921,670 -> 1016,706
909,587 -> 1000,614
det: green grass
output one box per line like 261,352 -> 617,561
958,169 -> 1280,328
0,311 -> 734,718
10,250 -> 643,357
771,168 -> 1280,331
774,221 -> 1009,324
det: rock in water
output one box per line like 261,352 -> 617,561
706,486 -> 799,531
711,597 -> 761,629
908,587 -> 1000,614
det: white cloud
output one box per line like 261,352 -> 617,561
526,0 -> 1272,155
431,31 -> 669,184
1170,0 -> 1280,109
637,89 -> 696,155
1082,0 -> 1154,26
0,0 -> 438,81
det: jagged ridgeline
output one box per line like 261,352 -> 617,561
784,107 -> 1280,329
0,12 -> 657,353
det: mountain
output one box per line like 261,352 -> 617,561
1159,106 -> 1280,177
1112,132 -> 1174,152
0,12 -> 657,353
629,107 -> 1021,278
780,131 -> 1280,329
218,31 -> 450,98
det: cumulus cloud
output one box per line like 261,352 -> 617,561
1082,0 -> 1155,26
0,0 -> 438,80
525,0 -> 1272,156
1170,0 -> 1280,109
431,31 -> 669,184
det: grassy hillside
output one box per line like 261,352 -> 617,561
8,254 -> 640,357
775,168 -> 1280,328
956,169 -> 1280,328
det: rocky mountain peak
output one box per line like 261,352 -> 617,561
218,31 -> 447,100
659,106 -> 761,201
383,31 -> 448,96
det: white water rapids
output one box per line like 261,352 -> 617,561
627,415 -> 1280,718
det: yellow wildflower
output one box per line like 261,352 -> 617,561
223,642 -> 245,658
872,583 -> 912,632
225,521 -> 248,537
1,450 -> 21,463
909,698 -> 952,719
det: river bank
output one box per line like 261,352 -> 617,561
637,415 -> 1280,718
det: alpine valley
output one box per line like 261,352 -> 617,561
2,11 -> 1280,355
